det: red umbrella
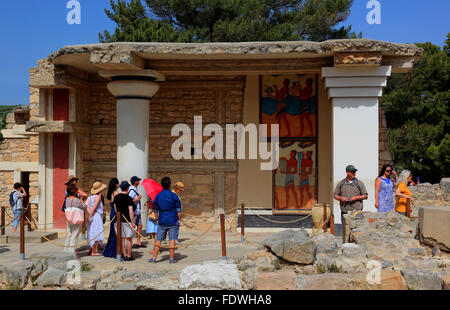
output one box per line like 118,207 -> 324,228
142,178 -> 163,201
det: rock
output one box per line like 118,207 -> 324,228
432,247 -> 442,257
77,270 -> 102,290
178,261 -> 242,290
407,248 -> 425,256
295,274 -> 307,290
35,267 -> 67,287
255,257 -> 276,272
256,270 -> 296,290
340,243 -> 367,260
136,273 -> 178,290
240,268 -> 258,290
259,229 -> 316,265
302,273 -> 353,290
246,250 -> 273,263
440,178 -> 450,201
401,267 -> 443,290
101,269 -> 115,279
312,232 -> 338,254
353,270 -> 406,290
237,260 -> 257,271
0,260 -> 35,289
334,256 -> 366,273
418,206 -> 450,252
29,252 -> 77,266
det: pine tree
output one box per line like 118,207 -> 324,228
100,0 -> 360,43
382,34 -> 450,183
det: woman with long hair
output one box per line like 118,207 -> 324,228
103,178 -> 119,258
395,170 -> 415,216
375,164 -> 396,212
86,182 -> 107,256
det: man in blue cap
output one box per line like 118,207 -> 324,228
128,176 -> 145,248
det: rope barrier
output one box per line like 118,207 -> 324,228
121,214 -> 220,249
0,204 -> 31,230
25,214 -> 115,248
246,207 -> 312,224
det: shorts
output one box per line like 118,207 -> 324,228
115,222 -> 136,239
133,214 -> 142,226
156,224 -> 179,242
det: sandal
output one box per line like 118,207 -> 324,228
91,252 -> 101,256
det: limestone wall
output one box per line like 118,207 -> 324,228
77,75 -> 244,231
0,103 -> 40,221
378,105 -> 392,172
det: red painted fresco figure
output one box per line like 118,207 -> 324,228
274,158 -> 288,209
285,151 -> 300,208
266,79 -> 292,136
299,151 -> 313,206
299,78 -> 314,137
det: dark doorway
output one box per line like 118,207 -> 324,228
20,172 -> 32,231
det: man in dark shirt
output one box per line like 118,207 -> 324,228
114,181 -> 137,261
149,177 -> 181,264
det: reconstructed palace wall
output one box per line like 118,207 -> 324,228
80,75 -> 244,231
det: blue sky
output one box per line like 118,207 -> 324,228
0,0 -> 449,106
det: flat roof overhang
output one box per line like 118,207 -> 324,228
30,39 -> 423,87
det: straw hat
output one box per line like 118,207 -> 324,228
90,181 -> 107,195
65,175 -> 79,185
174,182 -> 185,191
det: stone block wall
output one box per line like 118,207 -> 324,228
379,105 -> 392,171
78,75 -> 244,231
0,103 -> 40,221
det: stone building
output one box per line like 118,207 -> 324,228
0,39 -> 422,230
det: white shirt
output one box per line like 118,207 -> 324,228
12,190 -> 24,210
128,185 -> 141,215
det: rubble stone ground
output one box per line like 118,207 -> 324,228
0,212 -> 448,290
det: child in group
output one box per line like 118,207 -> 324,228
146,200 -> 158,256
146,200 -> 158,237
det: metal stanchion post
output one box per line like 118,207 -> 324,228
220,213 -> 227,261
240,204 -> 245,243
116,211 -> 122,262
20,210 -> 25,260
1,207 -> 5,236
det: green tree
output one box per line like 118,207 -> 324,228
99,0 -> 361,43
382,34 -> 450,183
0,106 -> 16,143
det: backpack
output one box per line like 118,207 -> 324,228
339,178 -> 363,195
9,190 -> 19,207
61,191 -> 70,212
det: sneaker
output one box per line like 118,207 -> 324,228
148,258 -> 156,263
169,259 -> 176,264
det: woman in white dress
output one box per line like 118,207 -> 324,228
87,181 -> 107,256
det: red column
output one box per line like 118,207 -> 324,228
52,89 -> 70,229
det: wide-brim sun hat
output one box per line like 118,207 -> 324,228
65,175 -> 79,185
174,182 -> 185,191
90,181 -> 107,195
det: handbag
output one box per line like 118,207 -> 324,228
148,209 -> 157,221
65,198 -> 85,225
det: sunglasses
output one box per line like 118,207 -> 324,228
386,170 -> 392,173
